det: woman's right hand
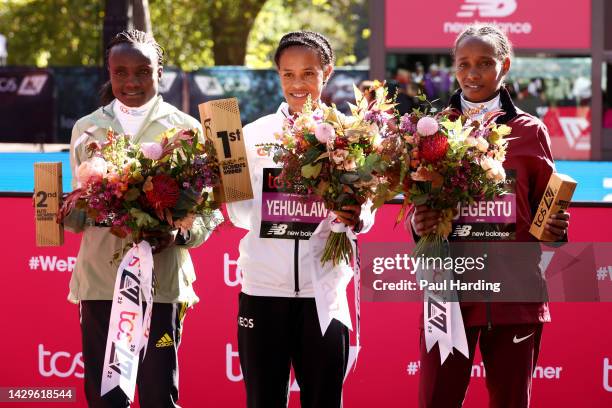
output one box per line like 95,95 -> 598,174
408,204 -> 442,237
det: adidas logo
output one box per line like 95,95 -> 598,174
155,333 -> 174,348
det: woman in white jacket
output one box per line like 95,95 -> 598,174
227,31 -> 375,408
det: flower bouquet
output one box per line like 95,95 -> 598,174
59,127 -> 221,252
259,86 -> 394,265
389,101 -> 512,256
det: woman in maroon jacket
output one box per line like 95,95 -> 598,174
411,24 -> 570,407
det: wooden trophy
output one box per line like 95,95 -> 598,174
34,162 -> 64,246
199,98 -> 253,202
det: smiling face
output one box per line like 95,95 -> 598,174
454,36 -> 510,103
108,42 -> 162,107
277,46 -> 333,114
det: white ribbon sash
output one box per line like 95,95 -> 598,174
309,215 -> 360,357
419,261 -> 469,364
423,298 -> 469,364
101,241 -> 154,401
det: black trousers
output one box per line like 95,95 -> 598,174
237,293 -> 350,408
80,300 -> 187,408
419,324 -> 544,408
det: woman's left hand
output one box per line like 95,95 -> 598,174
142,230 -> 176,254
332,204 -> 361,228
545,211 -> 570,240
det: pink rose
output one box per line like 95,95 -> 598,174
76,156 -> 108,186
331,149 -> 349,165
416,116 -> 439,136
141,142 -> 163,160
315,122 -> 335,144
343,156 -> 357,171
480,157 -> 505,182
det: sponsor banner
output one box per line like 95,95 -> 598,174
2,197 -> 612,407
385,0 -> 591,49
188,68 -> 368,125
0,67 -> 55,143
541,106 -> 591,160
4,153 -> 611,202
260,168 -> 328,239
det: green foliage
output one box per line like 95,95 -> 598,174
0,0 -> 367,68
149,0 -> 215,69
301,162 -> 322,179
246,0 -> 367,68
0,0 -> 104,66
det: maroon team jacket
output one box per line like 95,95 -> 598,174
417,87 -> 559,327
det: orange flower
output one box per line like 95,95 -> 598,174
411,167 -> 443,188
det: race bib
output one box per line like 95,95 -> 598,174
260,168 -> 328,239
450,169 -> 517,241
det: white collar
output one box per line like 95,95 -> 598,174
114,97 -> 157,118
460,93 -> 501,121
277,103 -> 290,118
113,97 -> 157,136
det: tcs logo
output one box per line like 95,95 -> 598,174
224,253 -> 242,287
0,77 -> 18,92
38,344 -> 84,378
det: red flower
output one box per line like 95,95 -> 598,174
334,137 -> 348,149
419,133 -> 449,163
145,174 -> 180,211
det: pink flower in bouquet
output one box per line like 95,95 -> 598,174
315,122 -> 335,144
76,157 -> 108,186
141,142 -> 163,160
331,149 -> 349,165
480,157 -> 506,182
343,156 -> 357,171
465,136 -> 478,147
416,116 -> 439,136
475,136 -> 490,153
294,114 -> 317,134
400,113 -> 417,134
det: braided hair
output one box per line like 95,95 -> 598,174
99,29 -> 165,105
274,31 -> 335,69
453,23 -> 513,61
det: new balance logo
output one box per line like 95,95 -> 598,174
453,225 -> 472,237
457,0 -> 517,18
267,224 -> 288,236
156,333 -> 174,348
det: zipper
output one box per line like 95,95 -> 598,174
294,239 -> 300,296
